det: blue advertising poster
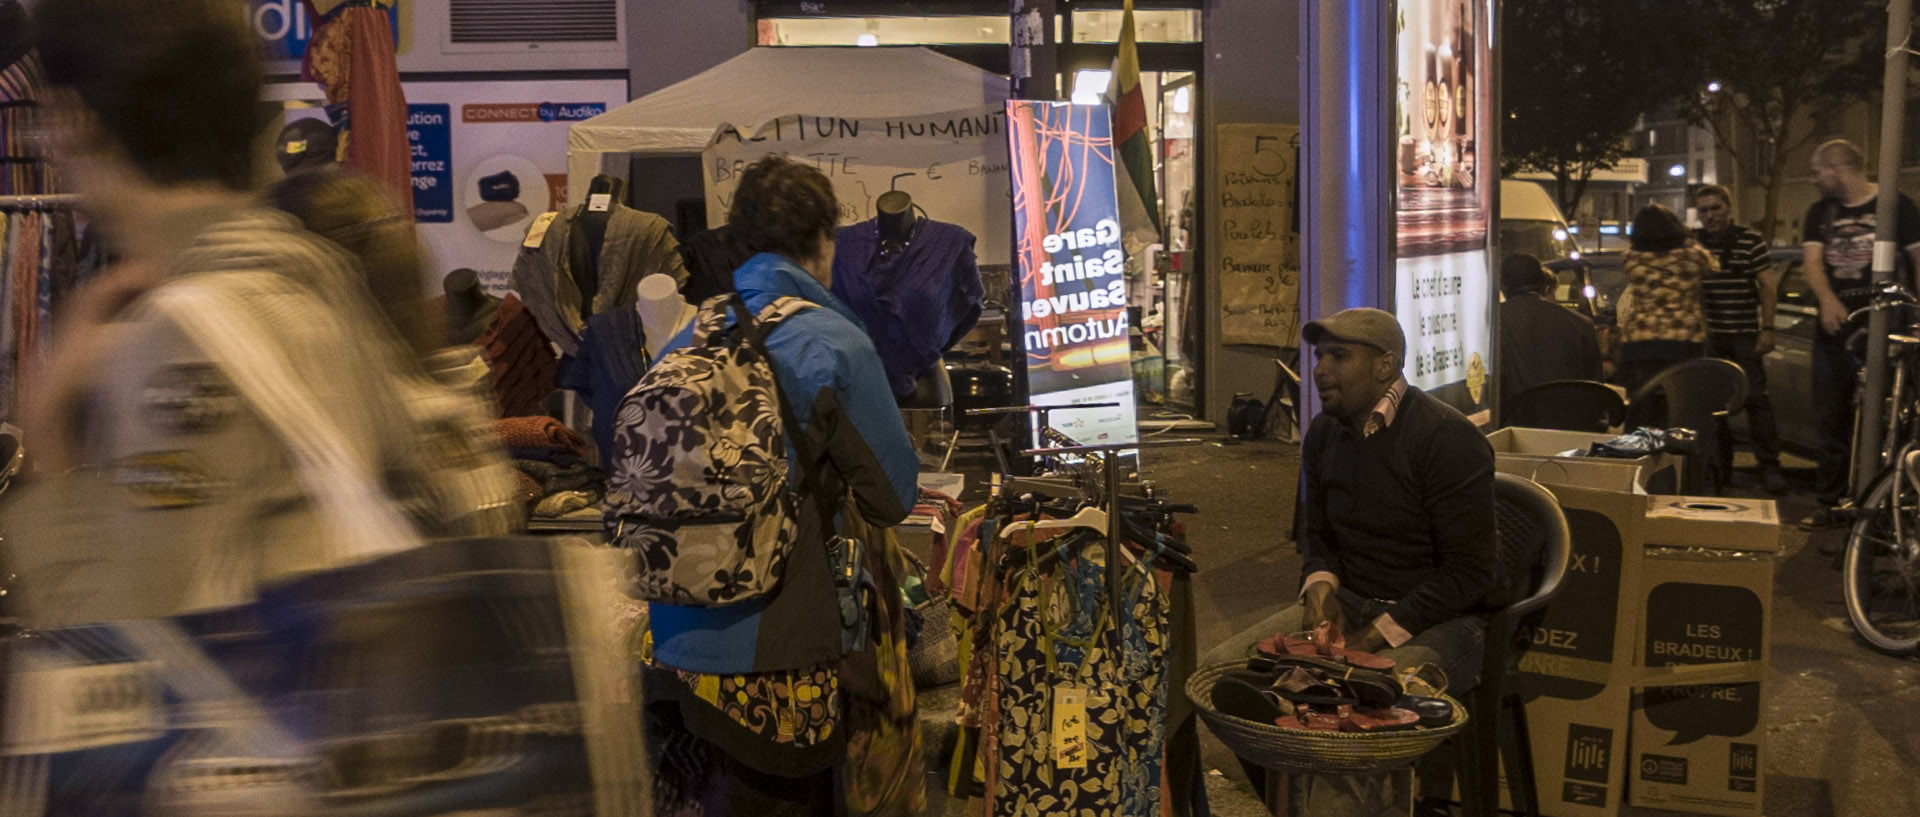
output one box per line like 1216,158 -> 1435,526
1006,101 -> 1139,448
408,104 -> 453,224
248,0 -> 398,61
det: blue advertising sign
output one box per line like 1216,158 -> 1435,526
248,0 -> 397,62
1006,100 -> 1139,448
408,104 -> 453,223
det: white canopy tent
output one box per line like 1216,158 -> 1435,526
566,47 -> 1010,202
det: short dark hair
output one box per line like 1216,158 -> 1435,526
727,156 -> 839,262
1694,184 -> 1732,206
1630,203 -> 1688,252
34,0 -> 263,190
1814,139 -> 1865,172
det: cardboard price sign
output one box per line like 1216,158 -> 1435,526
1215,123 -> 1300,348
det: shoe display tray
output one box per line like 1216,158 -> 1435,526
1187,661 -> 1468,776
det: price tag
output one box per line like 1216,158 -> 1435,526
588,193 -> 612,212
1051,685 -> 1088,769
522,211 -> 559,248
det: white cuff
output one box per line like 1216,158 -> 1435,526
1371,613 -> 1414,649
1299,571 -> 1339,602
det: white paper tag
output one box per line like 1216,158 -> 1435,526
523,211 -> 560,248
588,193 -> 612,213
1051,685 -> 1088,769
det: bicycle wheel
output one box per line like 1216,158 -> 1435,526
1842,474 -> 1920,654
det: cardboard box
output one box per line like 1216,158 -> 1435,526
1506,682 -> 1636,817
1486,427 -> 1681,495
1496,485 -> 1777,816
1628,497 -> 1779,817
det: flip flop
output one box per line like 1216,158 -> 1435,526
1270,666 -> 1359,708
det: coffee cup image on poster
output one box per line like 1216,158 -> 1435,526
1006,101 -> 1139,448
1393,0 -> 1494,422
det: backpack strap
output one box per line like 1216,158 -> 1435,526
732,294 -> 833,510
688,294 -> 736,347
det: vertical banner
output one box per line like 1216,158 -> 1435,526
1216,123 -> 1302,348
1006,101 -> 1139,447
1393,0 -> 1495,424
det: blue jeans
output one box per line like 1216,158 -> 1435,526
1200,588 -> 1487,817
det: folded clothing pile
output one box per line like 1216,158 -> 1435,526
493,416 -> 604,520
1210,623 -> 1453,734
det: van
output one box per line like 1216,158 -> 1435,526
1501,179 -> 1597,317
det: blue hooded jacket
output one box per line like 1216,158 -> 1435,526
644,253 -> 919,674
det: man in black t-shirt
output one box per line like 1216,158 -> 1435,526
1800,140 -> 1920,527
1694,184 -> 1784,494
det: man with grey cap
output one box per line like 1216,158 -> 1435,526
1202,307 -> 1497,814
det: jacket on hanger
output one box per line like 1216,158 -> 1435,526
509,203 -> 688,356
677,224 -> 755,305
831,217 -> 984,398
555,306 -> 652,465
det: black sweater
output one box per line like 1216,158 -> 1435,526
1299,386 -> 1497,637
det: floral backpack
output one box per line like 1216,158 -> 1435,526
603,293 -> 818,606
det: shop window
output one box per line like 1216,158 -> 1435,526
757,15 -> 1010,46
1071,9 -> 1201,43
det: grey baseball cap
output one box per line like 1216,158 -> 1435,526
1302,307 -> 1406,361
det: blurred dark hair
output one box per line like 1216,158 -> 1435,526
34,0 -> 263,190
1630,204 -> 1688,252
727,156 -> 839,262
268,168 -> 439,356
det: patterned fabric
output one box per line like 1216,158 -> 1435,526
605,295 -> 816,606
841,521 -> 928,817
992,555 -> 1168,817
675,663 -> 840,748
1619,247 -> 1714,344
476,294 -> 557,418
1361,376 -> 1408,438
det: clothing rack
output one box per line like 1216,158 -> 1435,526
0,193 -> 77,210
1021,438 -> 1204,625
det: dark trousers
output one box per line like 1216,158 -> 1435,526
1812,330 -> 1858,505
1706,332 -> 1781,468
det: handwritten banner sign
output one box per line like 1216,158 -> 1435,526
703,106 -> 1010,262
1216,123 -> 1301,347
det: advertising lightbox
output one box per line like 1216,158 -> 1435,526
1006,101 -> 1140,448
1393,0 -> 1496,424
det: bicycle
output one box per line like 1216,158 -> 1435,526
1839,281 -> 1920,653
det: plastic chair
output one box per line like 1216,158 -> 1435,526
1425,473 -> 1571,817
1504,380 -> 1626,432
1626,358 -> 1748,495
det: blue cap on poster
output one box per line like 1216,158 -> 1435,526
478,170 -> 521,203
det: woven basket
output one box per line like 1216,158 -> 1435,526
1186,661 -> 1468,776
901,550 -> 961,688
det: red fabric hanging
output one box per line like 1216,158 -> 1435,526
341,7 -> 412,213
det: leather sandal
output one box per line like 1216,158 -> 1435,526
1267,655 -> 1403,710
1270,666 -> 1359,708
1211,670 -> 1286,723
1395,694 -> 1455,728
1340,707 -> 1421,733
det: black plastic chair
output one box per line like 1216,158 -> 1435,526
1425,473 -> 1572,817
1504,380 -> 1626,432
1626,358 -> 1748,495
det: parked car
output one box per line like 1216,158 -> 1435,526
1758,247 -> 1818,453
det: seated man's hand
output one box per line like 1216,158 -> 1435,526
1301,581 -> 1345,635
1348,623 -> 1391,655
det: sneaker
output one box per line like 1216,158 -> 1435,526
1799,507 -> 1846,531
1760,464 -> 1787,495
